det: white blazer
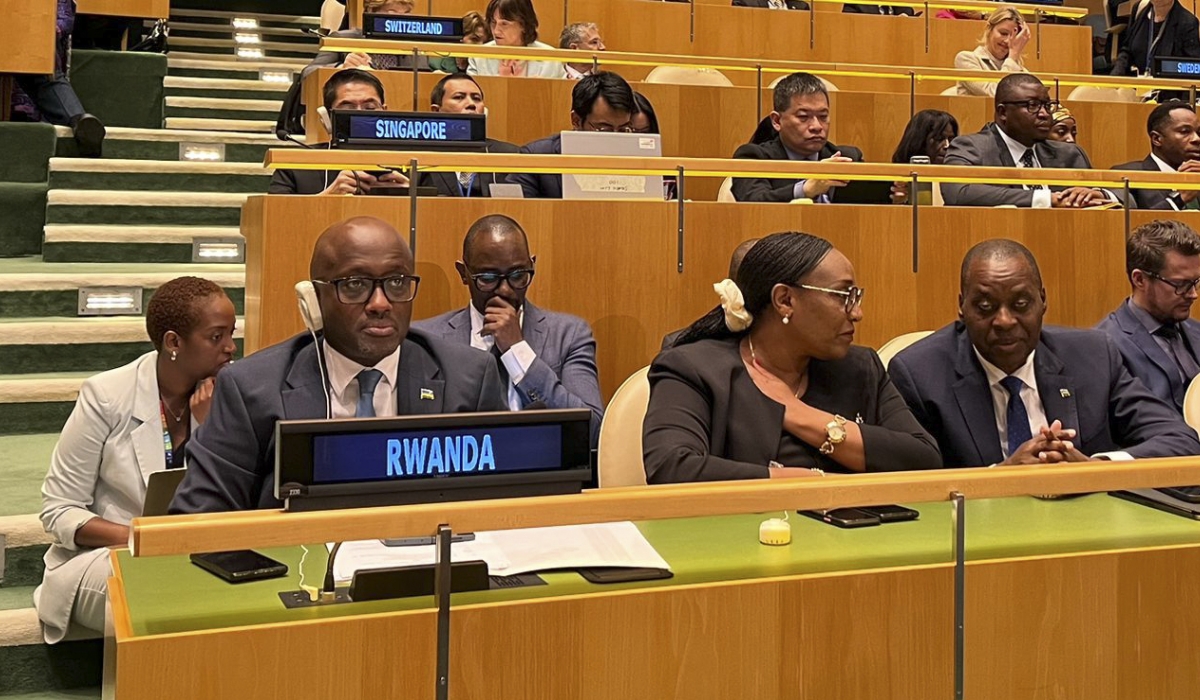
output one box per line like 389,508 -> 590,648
955,45 -> 1027,96
467,40 -> 566,78
34,351 -> 181,643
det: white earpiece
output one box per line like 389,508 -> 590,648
295,281 -> 324,333
317,106 -> 332,134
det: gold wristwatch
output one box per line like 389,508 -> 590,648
819,415 -> 848,455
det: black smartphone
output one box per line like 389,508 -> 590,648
1157,486 -> 1200,504
1112,490 -> 1200,520
190,550 -> 288,584
799,508 -> 882,529
578,567 -> 674,584
859,504 -> 920,523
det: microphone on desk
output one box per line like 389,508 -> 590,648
277,128 -> 316,149
322,541 -> 343,603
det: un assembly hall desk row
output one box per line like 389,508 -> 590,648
108,461 -> 1200,700
344,0 -> 1091,73
305,65 -> 1174,188
249,152 -> 1198,399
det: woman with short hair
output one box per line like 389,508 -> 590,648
954,6 -> 1030,96
468,0 -> 565,78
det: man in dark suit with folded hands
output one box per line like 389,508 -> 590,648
890,239 -> 1200,468
731,72 -> 864,203
170,216 -> 507,513
941,73 -> 1121,208
1112,101 -> 1200,210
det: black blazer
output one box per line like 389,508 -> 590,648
1112,1 -> 1200,77
733,0 -> 810,9
888,322 -> 1200,468
1112,155 -> 1177,209
842,4 -> 916,15
506,134 -> 563,199
642,338 -> 942,483
416,138 -> 520,197
730,136 -> 865,202
1096,300 -> 1200,412
170,330 -> 508,513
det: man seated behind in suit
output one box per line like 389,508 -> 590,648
414,215 -> 604,442
269,70 -> 409,196
732,0 -> 810,9
942,74 -> 1120,208
731,72 -> 864,203
507,71 -> 636,199
415,73 -> 519,197
559,22 -> 606,79
170,216 -> 507,513
1112,101 -> 1200,210
842,4 -> 916,15
889,239 -> 1200,468
1097,220 -> 1200,414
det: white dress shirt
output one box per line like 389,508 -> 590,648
1150,153 -> 1185,211
323,342 -> 400,418
995,127 -> 1053,209
469,304 -> 535,410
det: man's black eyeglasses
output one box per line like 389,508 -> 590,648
313,276 -> 420,304
467,268 -> 535,292
1141,269 -> 1200,296
1000,99 -> 1059,114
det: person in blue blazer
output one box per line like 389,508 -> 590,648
890,239 -> 1200,468
414,215 -> 604,444
1097,220 -> 1200,415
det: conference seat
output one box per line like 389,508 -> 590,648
1185,374 -> 1200,435
877,330 -> 934,369
596,366 -> 651,488
1066,85 -> 1139,102
717,176 -> 736,202
645,66 -> 734,86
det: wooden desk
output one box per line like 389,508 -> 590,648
75,0 -> 169,18
0,0 -> 56,75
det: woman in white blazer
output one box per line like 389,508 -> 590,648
955,6 -> 1031,96
468,0 -> 564,78
35,277 -> 236,642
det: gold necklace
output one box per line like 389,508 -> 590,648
747,337 -> 803,398
160,396 -> 186,423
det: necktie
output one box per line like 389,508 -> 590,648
355,369 -> 383,418
456,172 -> 474,196
1000,375 -> 1033,458
1019,149 -> 1036,168
1154,325 -> 1200,384
883,6 -> 892,15
768,0 -> 785,8
490,344 -> 510,387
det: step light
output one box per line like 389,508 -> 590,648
79,287 -> 142,316
234,33 -> 262,44
237,47 -> 264,59
179,142 -> 225,162
192,237 -> 245,263
232,18 -> 259,29
260,69 -> 294,84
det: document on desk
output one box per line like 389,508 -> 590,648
331,521 -> 670,583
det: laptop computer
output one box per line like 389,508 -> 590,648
141,469 -> 187,517
559,131 -> 665,201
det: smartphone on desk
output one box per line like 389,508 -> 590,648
859,504 -> 920,523
190,550 -> 288,584
799,508 -> 881,529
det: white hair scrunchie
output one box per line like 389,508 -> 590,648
713,278 -> 753,332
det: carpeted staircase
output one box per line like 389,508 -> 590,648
0,6 -> 318,696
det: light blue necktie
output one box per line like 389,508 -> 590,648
1000,375 -> 1033,457
355,369 -> 383,418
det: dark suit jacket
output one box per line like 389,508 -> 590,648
269,167 -> 339,195
733,0 -> 810,8
1112,155 -> 1177,209
413,301 -> 605,442
301,28 -> 429,81
730,136 -> 865,203
169,329 -> 508,513
941,124 -> 1105,207
415,138 -> 520,197
888,322 -> 1200,468
842,4 -> 916,15
1096,299 -> 1200,413
642,338 -> 942,483
507,134 -> 562,199
1112,1 -> 1200,77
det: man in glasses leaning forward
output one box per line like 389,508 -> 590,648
171,216 -> 508,513
415,214 -> 604,445
942,73 -> 1126,208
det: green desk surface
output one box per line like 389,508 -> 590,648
116,494 -> 1200,638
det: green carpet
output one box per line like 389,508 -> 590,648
45,204 -> 242,227
164,106 -> 280,121
47,171 -> 269,193
0,339 -> 244,372
173,0 -> 321,13
1,689 -> 100,700
166,85 -> 290,101
170,44 -> 315,59
0,124 -> 56,184
171,28 -> 315,46
0,640 -> 103,695
0,586 -> 35,610
2,547 -> 47,588
168,65 -> 268,80
70,51 -> 166,130
55,138 -> 273,163
0,435 -> 58,516
0,185 -> 48,258
0,289 -> 244,320
43,242 -> 197,264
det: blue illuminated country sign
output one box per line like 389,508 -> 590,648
348,114 -> 474,141
372,17 -> 456,37
388,434 -> 494,476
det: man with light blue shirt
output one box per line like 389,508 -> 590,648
414,215 -> 604,444
730,72 -> 864,203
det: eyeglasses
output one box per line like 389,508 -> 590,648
795,284 -> 865,314
467,268 -> 535,292
313,276 -> 420,304
1142,269 -> 1200,297
1000,99 -> 1059,114
583,119 -> 634,133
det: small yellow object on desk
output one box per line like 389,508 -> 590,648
758,517 -> 792,546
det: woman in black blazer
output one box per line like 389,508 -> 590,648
643,232 -> 941,483
1112,0 -> 1200,77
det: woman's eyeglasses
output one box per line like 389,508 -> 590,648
795,284 -> 865,314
